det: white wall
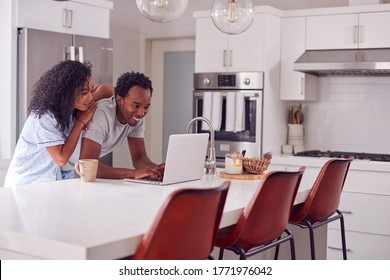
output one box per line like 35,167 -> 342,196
303,76 -> 390,153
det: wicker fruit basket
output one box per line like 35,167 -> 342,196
242,152 -> 272,174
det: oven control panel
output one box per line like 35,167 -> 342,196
218,74 -> 236,87
194,72 -> 264,90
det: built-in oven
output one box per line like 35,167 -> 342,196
193,72 -> 264,166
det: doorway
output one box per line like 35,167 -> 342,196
147,38 -> 195,163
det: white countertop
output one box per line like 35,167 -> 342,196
0,171 -> 310,260
272,154 -> 390,173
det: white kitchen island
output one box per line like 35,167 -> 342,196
0,171 -> 311,260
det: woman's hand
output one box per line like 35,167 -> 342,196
76,102 -> 98,130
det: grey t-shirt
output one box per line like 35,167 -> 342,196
83,96 -> 145,157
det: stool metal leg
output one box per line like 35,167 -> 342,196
338,211 -> 348,260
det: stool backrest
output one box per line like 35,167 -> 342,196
230,168 -> 305,252
132,181 -> 230,260
294,156 -> 353,223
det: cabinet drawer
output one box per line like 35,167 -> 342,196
329,192 -> 390,236
344,170 -> 390,195
327,228 -> 390,260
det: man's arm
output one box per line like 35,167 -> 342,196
80,138 -> 136,179
80,137 -> 163,179
128,137 -> 164,178
128,137 -> 155,168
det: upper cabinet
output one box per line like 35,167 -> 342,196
281,6 -> 390,100
195,15 -> 265,73
280,16 -> 318,101
17,0 -> 113,39
194,10 -> 282,73
359,11 -> 390,48
306,11 -> 390,50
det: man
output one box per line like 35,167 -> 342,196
80,71 -> 164,179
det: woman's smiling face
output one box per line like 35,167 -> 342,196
115,85 -> 152,126
74,79 -> 97,111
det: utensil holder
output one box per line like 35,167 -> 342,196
288,124 -> 306,146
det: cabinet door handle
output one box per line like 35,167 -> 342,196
64,46 -> 76,61
328,246 -> 352,252
67,9 -> 73,28
62,9 -> 67,28
359,25 -> 363,44
69,46 -> 76,61
223,50 -> 227,67
78,47 -> 84,63
300,77 -> 304,95
353,25 -> 358,44
339,210 -> 353,214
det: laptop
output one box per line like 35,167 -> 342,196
124,133 -> 209,186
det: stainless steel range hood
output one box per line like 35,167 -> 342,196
294,49 -> 390,76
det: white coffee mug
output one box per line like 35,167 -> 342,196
75,159 -> 98,182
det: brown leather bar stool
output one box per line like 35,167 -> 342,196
289,156 -> 353,260
215,168 -> 305,260
131,181 -> 230,260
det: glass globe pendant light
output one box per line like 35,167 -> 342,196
136,0 -> 188,23
211,0 -> 255,35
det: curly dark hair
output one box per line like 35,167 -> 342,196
28,60 -> 92,132
114,71 -> 153,98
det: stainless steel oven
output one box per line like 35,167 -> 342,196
193,72 -> 264,166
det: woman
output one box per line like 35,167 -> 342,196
5,60 -> 113,187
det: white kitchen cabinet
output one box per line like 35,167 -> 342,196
269,159 -> 390,260
358,11 -> 390,48
195,17 -> 228,73
327,229 -> 390,260
195,13 -> 278,73
280,17 -> 318,101
17,0 -> 113,38
306,11 -> 390,50
333,192 -> 390,235
327,169 -> 390,260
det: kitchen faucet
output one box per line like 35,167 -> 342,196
187,117 -> 217,175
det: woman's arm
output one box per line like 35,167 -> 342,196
93,84 -> 114,101
46,103 -> 98,167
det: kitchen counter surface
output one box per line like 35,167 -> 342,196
272,154 -> 390,173
0,171 -> 311,260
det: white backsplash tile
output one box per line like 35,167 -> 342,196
303,76 -> 390,153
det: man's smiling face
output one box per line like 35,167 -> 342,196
115,85 -> 152,126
